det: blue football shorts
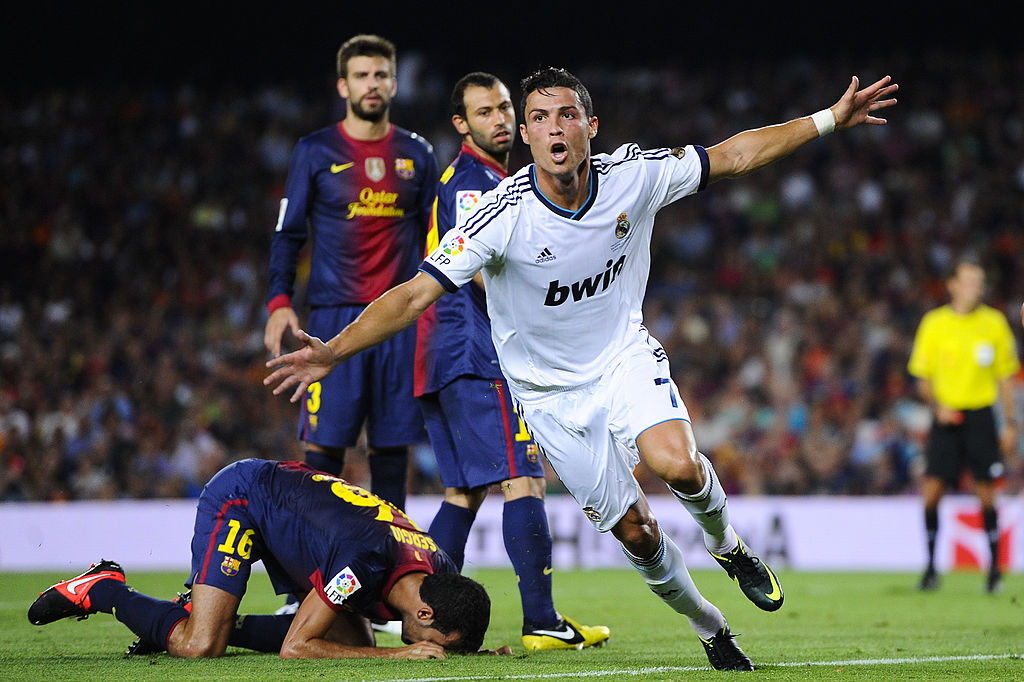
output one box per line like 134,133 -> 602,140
187,460 -> 262,598
300,305 -> 425,449
418,375 -> 544,489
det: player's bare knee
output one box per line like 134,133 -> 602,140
279,641 -> 304,659
500,475 -> 545,501
170,635 -> 227,659
444,486 -> 487,510
661,451 -> 704,492
614,508 -> 661,556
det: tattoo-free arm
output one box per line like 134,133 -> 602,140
706,75 -> 898,184
264,272 -> 446,403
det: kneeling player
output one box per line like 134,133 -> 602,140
28,458 -> 495,659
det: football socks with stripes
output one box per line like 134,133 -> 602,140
669,453 -> 737,555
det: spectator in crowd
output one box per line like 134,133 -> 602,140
1,49 -> 1022,501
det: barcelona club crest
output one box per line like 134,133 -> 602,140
220,556 -> 241,577
395,158 -> 415,179
365,157 -> 386,182
526,443 -> 538,463
615,213 -> 630,239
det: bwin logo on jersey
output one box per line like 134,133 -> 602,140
544,255 -> 626,306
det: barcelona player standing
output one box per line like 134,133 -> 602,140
414,72 -> 608,651
265,35 -> 437,512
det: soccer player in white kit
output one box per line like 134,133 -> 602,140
266,66 -> 899,670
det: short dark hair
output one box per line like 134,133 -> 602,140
451,72 -> 503,118
336,34 -> 396,79
419,572 -> 490,653
947,254 -> 984,281
519,66 -> 594,120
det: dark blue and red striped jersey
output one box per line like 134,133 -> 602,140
267,123 -> 438,310
415,144 -> 506,396
234,459 -> 455,621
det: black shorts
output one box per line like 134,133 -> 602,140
925,406 -> 1002,484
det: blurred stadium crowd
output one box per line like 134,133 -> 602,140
2,48 -> 1023,502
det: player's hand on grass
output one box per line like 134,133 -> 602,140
264,329 -> 335,403
393,641 -> 446,659
476,644 -> 514,655
264,306 -> 300,357
831,75 -> 899,131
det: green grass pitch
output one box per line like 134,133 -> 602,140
3,568 -> 1022,680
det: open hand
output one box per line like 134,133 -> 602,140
832,75 -> 899,130
264,329 -> 336,403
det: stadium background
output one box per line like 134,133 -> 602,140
1,5 -> 1023,571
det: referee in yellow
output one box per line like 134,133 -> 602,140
908,257 -> 1019,593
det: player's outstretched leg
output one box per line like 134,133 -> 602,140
622,532 -> 728,635
699,624 -> 754,671
669,453 -> 783,612
28,559 -> 125,625
617,506 -> 751,669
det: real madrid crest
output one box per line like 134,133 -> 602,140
365,157 -> 386,182
615,212 -> 630,239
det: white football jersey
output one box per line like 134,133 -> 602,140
420,143 -> 709,392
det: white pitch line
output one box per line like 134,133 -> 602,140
368,652 -> 1023,682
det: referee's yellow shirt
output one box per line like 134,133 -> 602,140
908,304 -> 1020,410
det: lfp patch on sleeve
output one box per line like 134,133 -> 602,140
456,190 -> 481,213
324,567 -> 362,605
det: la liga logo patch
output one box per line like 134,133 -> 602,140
456,190 -> 481,213
324,566 -> 362,605
442,235 -> 465,256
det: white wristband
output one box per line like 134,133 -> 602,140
810,108 -> 835,137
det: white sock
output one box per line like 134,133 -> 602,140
669,453 -> 738,555
622,533 -> 726,638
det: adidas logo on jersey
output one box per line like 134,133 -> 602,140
535,248 -> 556,263
544,255 -> 626,306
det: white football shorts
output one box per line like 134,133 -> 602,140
511,332 -> 690,532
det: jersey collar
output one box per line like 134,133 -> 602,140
336,121 -> 394,145
459,142 -> 508,178
528,162 -> 598,221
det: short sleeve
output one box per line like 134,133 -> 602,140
418,181 -> 516,291
644,144 -> 709,211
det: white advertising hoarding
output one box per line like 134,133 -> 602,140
1,494 -> 1020,573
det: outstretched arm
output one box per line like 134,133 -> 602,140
706,75 -> 898,184
264,272 -> 446,402
279,591 -> 446,659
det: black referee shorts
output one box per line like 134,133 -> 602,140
925,406 -> 1002,484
